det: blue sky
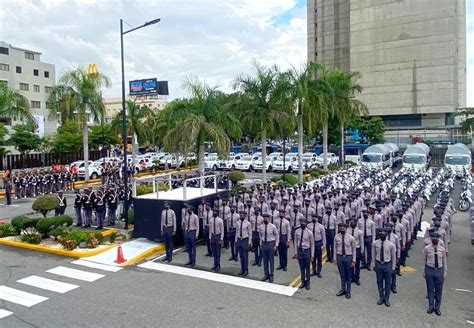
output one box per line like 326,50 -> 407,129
0,0 -> 471,106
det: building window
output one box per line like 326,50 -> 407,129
31,101 -> 41,108
33,69 -> 39,76
19,83 -> 29,91
0,117 -> 12,126
25,52 -> 34,60
33,85 -> 40,92
0,63 -> 9,71
0,47 -> 8,55
45,86 -> 53,94
16,66 -> 22,73
44,71 -> 49,78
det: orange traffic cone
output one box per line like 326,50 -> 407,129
114,242 -> 126,264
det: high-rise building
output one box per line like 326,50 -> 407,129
307,0 -> 466,138
0,41 -> 56,137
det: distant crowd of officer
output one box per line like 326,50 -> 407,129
159,181 -> 453,315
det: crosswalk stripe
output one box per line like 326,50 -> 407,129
0,286 -> 48,307
71,260 -> 123,272
17,275 -> 79,294
138,262 -> 298,297
47,266 -> 105,282
0,309 -> 13,319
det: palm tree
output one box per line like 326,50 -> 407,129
47,67 -> 110,183
329,70 -> 368,166
234,62 -> 293,183
160,78 -> 241,174
287,62 -> 330,182
0,83 -> 33,123
111,100 -> 153,172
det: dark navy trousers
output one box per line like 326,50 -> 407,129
337,254 -> 352,293
185,230 -> 197,265
425,266 -> 444,311
278,234 -> 288,269
261,241 -> 275,278
312,240 -> 323,274
375,261 -> 392,300
236,238 -> 249,273
297,248 -> 311,287
162,226 -> 174,260
211,234 -> 222,268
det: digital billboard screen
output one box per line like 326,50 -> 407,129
129,78 -> 169,96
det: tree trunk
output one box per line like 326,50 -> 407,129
297,111 -> 304,183
83,121 -> 89,183
261,129 -> 267,183
198,144 -> 205,174
340,124 -> 345,167
323,119 -> 328,171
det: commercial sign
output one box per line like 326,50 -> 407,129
129,78 -> 169,96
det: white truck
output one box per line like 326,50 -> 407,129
361,144 -> 392,169
444,143 -> 471,177
402,143 -> 431,169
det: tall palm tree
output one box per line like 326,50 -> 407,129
160,78 -> 241,174
47,67 -> 110,183
234,62 -> 293,183
287,62 -> 330,182
329,70 -> 368,166
0,83 -> 33,123
111,100 -> 153,171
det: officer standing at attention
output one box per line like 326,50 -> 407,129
423,231 -> 447,316
373,228 -> 396,307
308,214 -> 326,278
358,211 -> 376,270
73,189 -> 82,227
236,211 -> 251,276
3,170 -> 12,205
347,219 -> 364,285
184,207 -> 199,267
259,213 -> 279,283
94,190 -> 106,230
250,208 -> 263,267
293,218 -> 314,290
203,203 -> 213,257
227,206 -> 239,261
161,202 -> 177,263
274,210 -> 291,271
209,210 -> 224,272
334,223 -> 356,299
55,190 -> 67,216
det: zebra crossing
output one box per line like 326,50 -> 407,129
0,260 -> 122,321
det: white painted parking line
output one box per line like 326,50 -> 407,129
138,261 -> 298,297
47,266 -> 105,282
0,286 -> 48,307
71,260 -> 123,272
0,309 -> 13,319
17,275 -> 79,294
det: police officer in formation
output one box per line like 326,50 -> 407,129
183,207 -> 199,267
423,230 -> 447,316
334,223 -> 356,298
55,190 -> 67,216
161,202 -> 177,263
259,213 -> 278,282
373,228 -> 396,307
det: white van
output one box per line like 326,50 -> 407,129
402,143 -> 430,169
361,144 -> 392,169
384,143 -> 401,167
444,143 -> 471,176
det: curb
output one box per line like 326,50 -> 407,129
119,243 -> 165,267
0,228 -> 118,258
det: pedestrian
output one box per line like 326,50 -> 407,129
308,214 -> 326,278
259,213 -> 279,283
293,217 -> 314,290
373,228 -> 396,307
209,210 -> 224,272
236,211 -> 251,276
161,202 -> 176,263
347,219 -> 363,285
55,190 -> 67,216
423,231 -> 447,316
227,206 -> 239,261
274,210 -> 291,272
73,189 -> 83,227
334,223 -> 356,299
184,207 -> 199,267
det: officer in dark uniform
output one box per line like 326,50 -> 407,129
74,189 -> 83,226
55,190 -> 67,216
81,188 -> 94,228
106,187 -> 118,226
3,170 -> 12,205
94,190 -> 106,229
424,231 -> 447,316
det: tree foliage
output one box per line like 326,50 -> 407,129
89,123 -> 119,149
454,107 -> 474,132
349,116 -> 385,144
0,83 -> 33,124
51,121 -> 83,152
8,124 -> 42,155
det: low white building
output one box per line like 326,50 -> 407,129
103,95 -> 167,123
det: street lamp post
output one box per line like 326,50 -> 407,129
120,18 -> 160,229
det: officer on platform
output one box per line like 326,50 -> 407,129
373,228 -> 396,307
334,223 -> 356,299
293,217 -> 314,290
236,211 -> 251,276
209,210 -> 224,272
423,231 -> 447,316
161,202 -> 177,263
259,213 -> 279,283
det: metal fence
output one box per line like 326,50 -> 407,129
0,150 -> 103,170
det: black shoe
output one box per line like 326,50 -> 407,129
391,287 -> 397,294
205,253 -> 212,257
211,266 -> 216,271
311,272 -> 317,276
367,267 -> 372,271
167,259 -> 172,263
435,309 -> 441,316
75,224 -> 82,227
384,300 -> 390,307
257,262 -> 261,267
261,276 -> 269,282
242,271 -> 248,277
336,290 -> 346,297
251,262 -> 257,266
316,273 -> 322,278
215,266 -> 220,272
299,283 -> 306,289
96,226 -> 103,230
355,280 -> 360,286
238,271 -> 244,276
276,266 -> 282,270
282,267 -> 287,271
305,285 -> 310,290
345,293 -> 351,299
427,308 -> 434,314
377,298 -> 384,305
162,258 -> 169,262
185,262 -> 192,266
228,257 -> 235,261
190,264 -> 195,268
396,271 -> 402,276
269,277 -> 274,283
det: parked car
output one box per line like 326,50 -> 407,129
315,153 -> 339,166
159,154 -> 185,169
292,152 -> 318,173
219,153 -> 249,170
253,152 -> 282,172
78,161 -> 103,179
272,153 -> 298,172
235,154 -> 260,171
204,155 -> 220,171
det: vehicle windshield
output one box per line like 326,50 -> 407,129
302,157 -> 313,162
445,156 -> 470,165
362,154 -> 381,163
207,156 -> 218,161
241,156 -> 252,161
284,155 -> 296,161
403,155 -> 425,164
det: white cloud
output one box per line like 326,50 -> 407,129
0,0 -> 306,99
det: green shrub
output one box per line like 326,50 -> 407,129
0,223 -> 18,237
36,215 -> 74,238
228,170 -> 245,183
136,184 -> 154,196
20,234 -> 42,244
12,217 -> 40,235
328,163 -> 340,171
58,237 -> 77,251
109,231 -> 127,243
11,216 -> 28,234
32,196 -> 59,217
157,183 -> 169,192
187,159 -> 198,167
128,208 -> 135,225
65,230 -> 90,244
50,227 -> 69,239
58,229 -> 104,250
271,175 -> 280,183
271,174 -> 298,186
